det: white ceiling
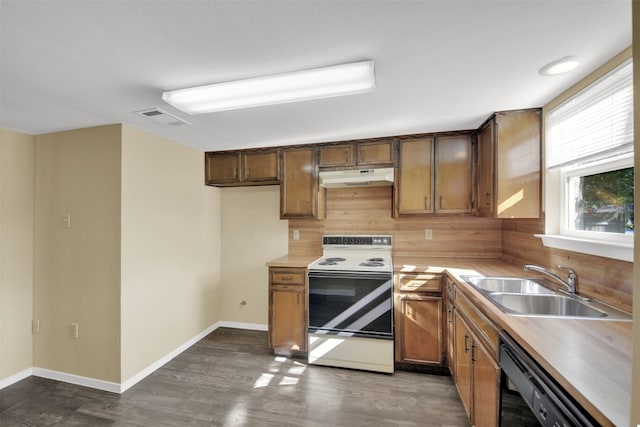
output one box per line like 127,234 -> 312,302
0,0 -> 632,152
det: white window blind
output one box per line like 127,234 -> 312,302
547,59 -> 633,168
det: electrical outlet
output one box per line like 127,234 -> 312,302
250,230 -> 258,240
32,319 -> 40,334
63,213 -> 71,229
71,323 -> 79,339
293,229 -> 300,240
424,229 -> 433,240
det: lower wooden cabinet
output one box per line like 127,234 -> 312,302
453,290 -> 500,427
268,267 -> 307,355
444,296 -> 455,378
471,337 -> 500,426
397,296 -> 442,364
394,272 -> 443,367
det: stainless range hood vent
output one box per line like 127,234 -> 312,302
319,168 -> 394,188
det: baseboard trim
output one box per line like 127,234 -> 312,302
217,321 -> 268,331
3,321 -> 268,394
120,321 -> 222,393
32,368 -> 121,394
0,367 -> 33,390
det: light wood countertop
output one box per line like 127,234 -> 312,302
265,254 -> 320,269
394,256 -> 631,427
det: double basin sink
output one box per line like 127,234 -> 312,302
461,276 -> 632,321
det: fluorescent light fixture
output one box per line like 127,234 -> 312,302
539,56 -> 580,76
162,61 -> 375,114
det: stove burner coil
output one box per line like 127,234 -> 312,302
367,258 -> 384,262
324,257 -> 346,262
359,261 -> 384,267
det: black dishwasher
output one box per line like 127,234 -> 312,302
498,332 -> 598,427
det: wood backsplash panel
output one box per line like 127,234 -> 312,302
502,218 -> 633,312
288,187 -> 503,259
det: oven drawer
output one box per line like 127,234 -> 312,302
397,273 -> 442,293
271,268 -> 306,285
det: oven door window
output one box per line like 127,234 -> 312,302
308,272 -> 393,339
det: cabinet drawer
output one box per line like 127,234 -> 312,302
271,269 -> 306,285
397,273 -> 442,293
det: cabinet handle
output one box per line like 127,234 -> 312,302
233,167 -> 237,179
246,168 -> 250,179
439,196 -> 443,209
296,293 -> 300,305
447,309 -> 452,323
345,151 -> 349,162
424,196 -> 429,210
464,334 -> 469,353
485,192 -> 491,207
471,343 -> 476,363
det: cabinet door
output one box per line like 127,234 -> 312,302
205,152 -> 241,185
319,144 -> 354,167
243,151 -> 279,183
397,137 -> 434,214
477,122 -> 494,216
280,148 -> 320,218
445,299 -> 455,378
435,135 -> 471,213
270,285 -> 305,352
398,296 -> 443,365
472,338 -> 500,427
357,141 -> 395,166
494,110 -> 541,218
454,311 -> 472,419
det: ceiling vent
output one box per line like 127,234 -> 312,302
135,108 -> 191,127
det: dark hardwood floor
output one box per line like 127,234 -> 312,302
0,328 -> 469,426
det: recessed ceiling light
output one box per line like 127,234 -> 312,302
162,61 -> 376,114
539,56 -> 581,76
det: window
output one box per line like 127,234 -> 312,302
542,57 -> 633,261
561,153 -> 633,242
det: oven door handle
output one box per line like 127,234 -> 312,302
308,271 -> 392,281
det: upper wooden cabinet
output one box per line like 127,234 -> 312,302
396,134 -> 472,216
318,140 -> 395,168
280,147 -> 324,219
357,141 -> 395,166
397,137 -> 433,215
435,135 -> 472,213
477,109 -> 541,218
319,144 -> 354,167
205,150 -> 279,187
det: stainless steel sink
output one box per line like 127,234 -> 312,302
462,275 -> 554,294
489,293 -> 606,318
461,275 -> 632,321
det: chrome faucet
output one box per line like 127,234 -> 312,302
523,264 -> 579,295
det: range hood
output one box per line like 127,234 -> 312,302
319,168 -> 394,188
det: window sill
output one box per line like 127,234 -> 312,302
535,234 -> 633,262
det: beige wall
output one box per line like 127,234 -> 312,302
632,3 -> 639,425
220,186 -> 288,325
0,129 -> 35,381
34,125 -> 122,382
120,125 -> 221,382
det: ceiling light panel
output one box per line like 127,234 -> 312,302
162,61 -> 376,114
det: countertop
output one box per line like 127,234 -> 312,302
394,256 -> 632,427
265,254 -> 319,269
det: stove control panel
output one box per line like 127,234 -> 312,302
322,235 -> 392,246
